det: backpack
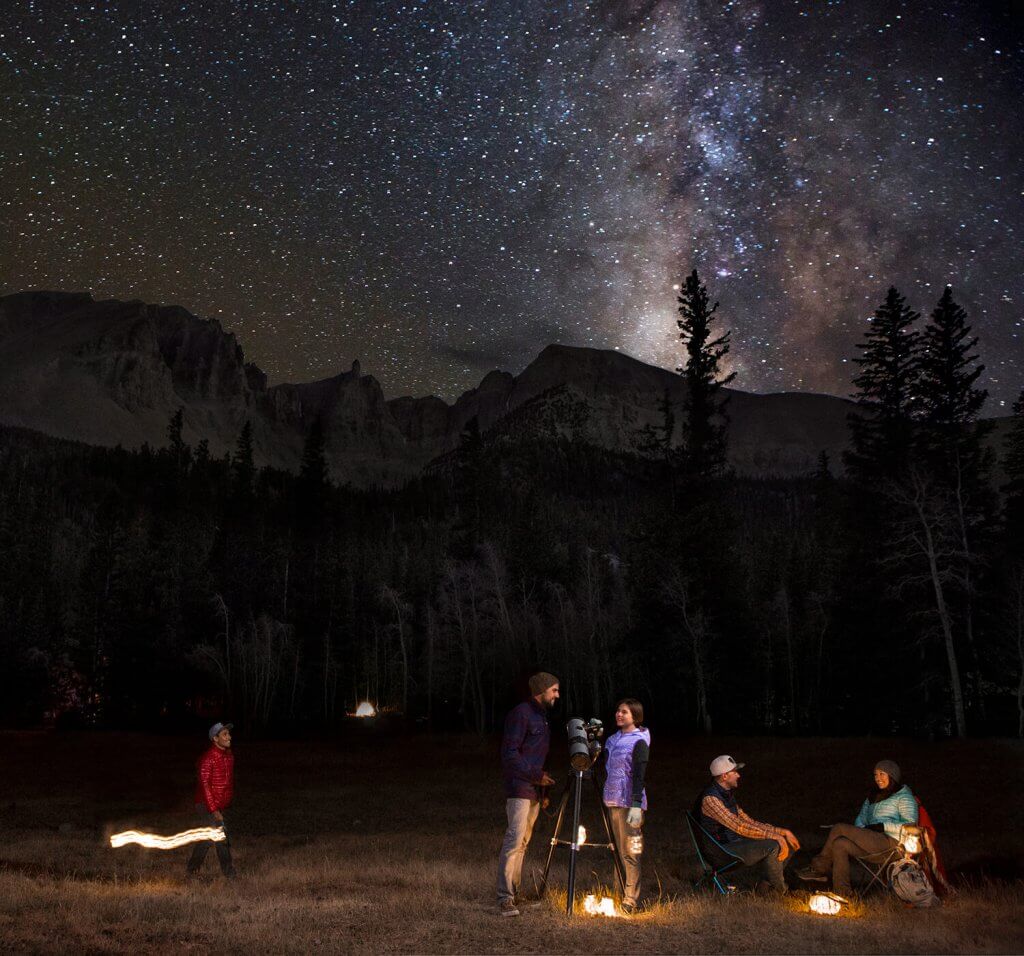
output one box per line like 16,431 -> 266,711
890,858 -> 940,908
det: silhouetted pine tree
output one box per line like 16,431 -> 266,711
916,286 -> 993,724
918,287 -> 987,434
1005,388 -> 1024,557
454,416 -> 485,540
846,286 -> 920,481
233,420 -> 255,496
633,388 -> 679,508
676,269 -> 735,481
166,407 -> 190,472
300,415 -> 329,490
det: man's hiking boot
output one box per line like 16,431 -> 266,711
498,900 -> 520,917
620,900 -> 637,916
796,866 -> 828,883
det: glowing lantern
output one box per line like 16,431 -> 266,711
582,895 -> 619,917
110,826 -> 226,850
808,891 -> 847,916
576,825 -> 587,846
900,825 -> 923,855
353,701 -> 376,718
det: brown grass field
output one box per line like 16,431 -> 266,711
1,729 -> 1023,954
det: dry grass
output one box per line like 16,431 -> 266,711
0,730 -> 1022,954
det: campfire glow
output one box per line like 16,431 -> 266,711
353,701 -> 376,717
109,826 -> 226,850
809,891 -> 847,916
582,895 -> 619,917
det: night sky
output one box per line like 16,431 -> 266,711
2,0 -> 1022,406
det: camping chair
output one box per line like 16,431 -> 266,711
685,810 -> 742,895
853,841 -> 903,894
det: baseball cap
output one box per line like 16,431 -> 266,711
710,754 -> 745,776
208,721 -> 234,740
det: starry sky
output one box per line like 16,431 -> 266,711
2,0 -> 1022,406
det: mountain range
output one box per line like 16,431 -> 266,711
0,290 -> 859,485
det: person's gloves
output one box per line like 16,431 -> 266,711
626,808 -> 643,827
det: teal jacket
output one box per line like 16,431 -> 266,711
854,785 -> 918,840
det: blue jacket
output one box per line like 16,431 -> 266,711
854,785 -> 918,840
501,699 -> 551,800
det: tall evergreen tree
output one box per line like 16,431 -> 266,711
676,269 -> 735,480
166,407 -> 190,472
916,286 -> 992,724
634,388 -> 679,507
233,420 -> 255,495
846,286 -> 920,481
300,414 -> 329,490
1004,388 -> 1024,556
917,287 -> 986,434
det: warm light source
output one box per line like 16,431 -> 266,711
576,825 -> 587,846
809,891 -> 847,916
353,701 -> 376,717
900,825 -> 923,855
582,895 -> 619,917
110,827 -> 226,850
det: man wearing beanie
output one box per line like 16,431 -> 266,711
496,671 -> 560,916
799,759 -> 918,897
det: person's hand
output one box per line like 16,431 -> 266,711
626,808 -> 643,828
783,829 -> 800,851
213,810 -> 224,822
776,837 -> 790,862
538,772 -> 555,788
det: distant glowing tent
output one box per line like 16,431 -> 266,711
353,701 -> 376,717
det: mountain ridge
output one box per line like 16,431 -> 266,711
0,290 -> 857,484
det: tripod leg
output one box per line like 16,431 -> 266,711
540,781 -> 572,897
593,775 -> 627,896
566,770 -> 584,916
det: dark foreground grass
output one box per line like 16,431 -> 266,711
0,730 -> 1022,954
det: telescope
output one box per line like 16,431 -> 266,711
541,717 -> 622,915
566,717 -> 604,771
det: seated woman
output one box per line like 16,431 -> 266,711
798,759 -> 918,897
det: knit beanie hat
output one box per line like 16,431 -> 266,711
529,671 -> 559,696
875,759 -> 901,785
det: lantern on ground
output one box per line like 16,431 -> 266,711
582,894 -> 619,917
808,891 -> 847,915
900,824 -> 923,856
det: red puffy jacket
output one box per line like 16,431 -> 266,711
194,744 -> 234,812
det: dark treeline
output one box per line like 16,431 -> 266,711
1,276 -> 1023,738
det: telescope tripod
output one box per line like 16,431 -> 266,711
539,768 -> 626,915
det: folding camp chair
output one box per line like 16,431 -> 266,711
853,841 -> 904,894
685,810 -> 743,895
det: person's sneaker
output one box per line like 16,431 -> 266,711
796,866 -> 828,883
620,900 -> 637,916
499,900 -> 520,917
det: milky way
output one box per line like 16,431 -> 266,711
1,0 -> 1022,405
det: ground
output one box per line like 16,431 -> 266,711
1,729 -> 1022,954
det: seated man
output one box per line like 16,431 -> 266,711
697,754 -> 800,894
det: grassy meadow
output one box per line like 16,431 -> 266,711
0,729 -> 1022,953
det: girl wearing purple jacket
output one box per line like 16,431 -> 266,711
602,698 -> 651,914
